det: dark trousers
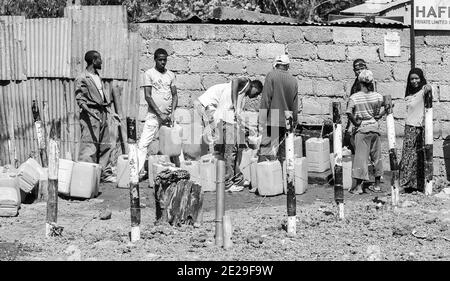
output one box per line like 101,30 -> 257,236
78,109 -> 112,179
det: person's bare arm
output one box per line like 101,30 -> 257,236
346,112 -> 361,127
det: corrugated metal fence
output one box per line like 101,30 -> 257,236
0,6 -> 141,166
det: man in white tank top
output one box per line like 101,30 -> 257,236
193,78 -> 263,191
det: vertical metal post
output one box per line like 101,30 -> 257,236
285,111 -> 296,234
332,102 -> 344,220
127,117 -> 141,242
410,0 -> 416,68
46,120 -> 61,237
215,160 -> 225,246
384,95 -> 400,207
424,90 -> 433,195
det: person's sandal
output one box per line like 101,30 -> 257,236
368,185 -> 382,193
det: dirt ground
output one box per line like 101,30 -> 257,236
1,172 -> 450,261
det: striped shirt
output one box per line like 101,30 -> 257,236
346,91 -> 383,134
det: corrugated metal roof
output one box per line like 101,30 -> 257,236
0,16 -> 27,81
25,18 -> 72,78
341,0 -> 410,15
328,16 -> 408,27
64,5 -> 130,80
211,6 -> 298,25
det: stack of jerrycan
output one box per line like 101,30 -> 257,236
180,160 -> 201,185
58,159 -> 74,196
239,149 -> 257,183
282,157 -> 308,195
159,124 -> 182,157
199,154 -> 216,192
0,166 -> 21,217
256,160 -> 284,196
306,138 -> 331,173
117,155 -> 130,188
16,158 -> 43,197
148,155 -> 171,188
69,162 -> 101,199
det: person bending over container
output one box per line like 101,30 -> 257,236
346,70 -> 385,194
75,50 -> 121,182
137,48 -> 179,179
193,77 -> 263,192
258,54 -> 298,165
399,68 -> 433,193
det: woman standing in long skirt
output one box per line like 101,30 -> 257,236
399,68 -> 432,193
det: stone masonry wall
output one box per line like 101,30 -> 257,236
137,23 -> 450,178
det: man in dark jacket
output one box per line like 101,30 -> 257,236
258,54 -> 298,164
75,50 -> 121,181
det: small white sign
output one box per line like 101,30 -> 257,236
415,0 -> 450,30
384,32 -> 401,57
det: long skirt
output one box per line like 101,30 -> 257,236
399,125 -> 425,191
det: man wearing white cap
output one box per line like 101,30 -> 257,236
258,54 -> 298,165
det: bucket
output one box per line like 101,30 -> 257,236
17,158 -> 43,194
58,159 -> 74,195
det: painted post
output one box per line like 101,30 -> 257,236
332,102 -> 344,220
222,215 -> 233,250
384,95 -> 400,207
127,117 -> 141,242
215,160 -> 225,246
424,89 -> 433,195
284,111 -> 296,235
46,120 -> 61,237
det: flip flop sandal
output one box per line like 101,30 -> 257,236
367,185 -> 382,193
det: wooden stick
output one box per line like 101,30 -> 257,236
215,160 -> 225,247
332,102 -> 344,220
32,100 -> 48,167
222,215 -> 233,250
384,95 -> 400,207
284,110 -> 296,234
127,117 -> 140,242
7,111 -> 17,168
46,120 -> 61,237
424,90 -> 433,195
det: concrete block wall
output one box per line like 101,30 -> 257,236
137,23 -> 450,178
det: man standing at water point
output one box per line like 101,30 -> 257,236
75,50 -> 121,182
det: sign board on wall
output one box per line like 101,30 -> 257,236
384,32 -> 401,57
414,0 -> 450,30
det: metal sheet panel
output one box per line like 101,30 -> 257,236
65,5 -> 129,79
0,16 -> 27,81
25,18 -> 72,78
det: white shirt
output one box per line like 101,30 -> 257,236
88,72 -> 105,101
405,88 -> 425,127
142,68 -> 176,115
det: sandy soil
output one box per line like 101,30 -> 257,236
1,173 -> 449,261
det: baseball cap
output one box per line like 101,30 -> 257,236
358,69 -> 374,83
273,54 -> 290,67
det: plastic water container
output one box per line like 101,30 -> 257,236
181,123 -> 205,160
283,157 -> 308,195
180,160 -> 201,184
70,162 -> 100,199
239,149 -> 257,182
17,158 -> 43,193
58,159 -> 74,195
294,136 -> 303,158
199,154 -> 216,192
117,155 -> 130,189
148,155 -> 171,187
250,157 -> 258,189
0,178 -> 20,217
306,138 -> 330,173
256,161 -> 283,196
159,125 -> 182,156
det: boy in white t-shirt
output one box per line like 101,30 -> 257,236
138,48 -> 178,176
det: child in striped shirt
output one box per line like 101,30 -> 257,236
346,70 -> 385,194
